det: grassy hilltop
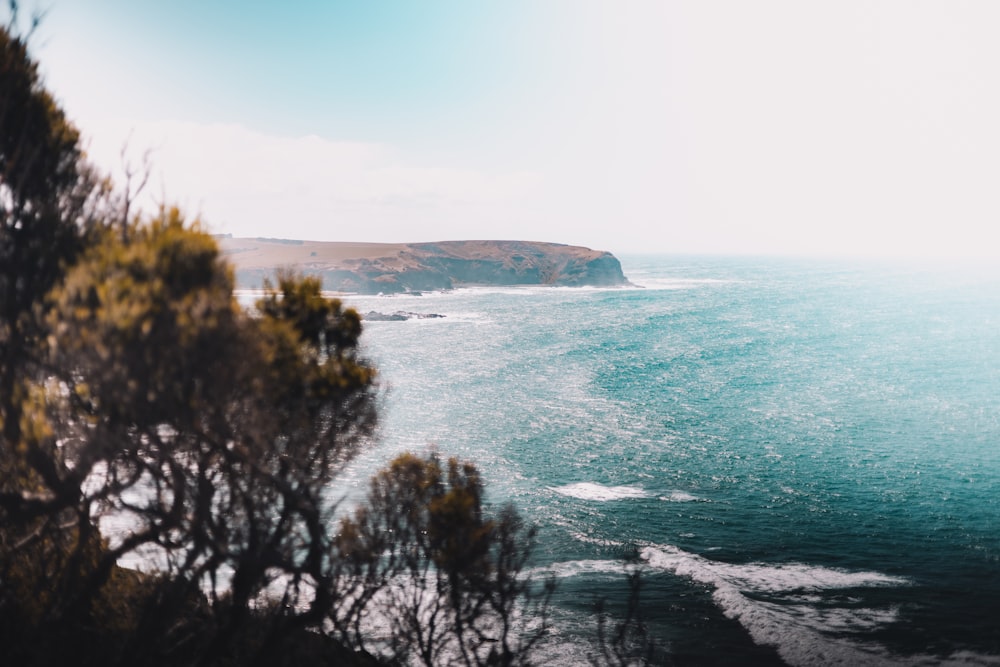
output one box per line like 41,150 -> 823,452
218,237 -> 631,293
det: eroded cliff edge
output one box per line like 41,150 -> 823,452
219,238 -> 632,294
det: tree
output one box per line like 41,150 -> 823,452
29,211 -> 379,664
0,1 -> 107,400
332,452 -> 554,667
0,9 -> 114,659
1,203 -> 387,665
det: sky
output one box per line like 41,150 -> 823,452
24,0 -> 1000,257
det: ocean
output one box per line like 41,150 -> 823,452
336,255 -> 1000,666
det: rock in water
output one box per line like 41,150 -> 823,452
363,311 -> 446,322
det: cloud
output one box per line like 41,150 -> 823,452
81,119 -> 543,241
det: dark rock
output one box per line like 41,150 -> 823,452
363,311 -> 446,322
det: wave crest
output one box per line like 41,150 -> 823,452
551,482 -> 649,501
641,544 -> 914,666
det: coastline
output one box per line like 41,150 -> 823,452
218,236 -> 632,293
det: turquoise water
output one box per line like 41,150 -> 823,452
339,256 -> 1000,666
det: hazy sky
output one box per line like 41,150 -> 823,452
29,1 -> 1000,257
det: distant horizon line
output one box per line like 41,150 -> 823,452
210,233 -> 1000,263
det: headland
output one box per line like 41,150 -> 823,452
218,237 -> 632,294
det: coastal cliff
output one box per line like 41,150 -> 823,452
219,238 -> 631,293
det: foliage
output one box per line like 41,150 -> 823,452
0,3 -> 108,375
0,10 -> 114,661
0,13 -> 555,667
333,453 -> 554,666
35,209 -> 378,662
0,200 -> 380,661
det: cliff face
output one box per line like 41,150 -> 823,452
220,238 -> 631,293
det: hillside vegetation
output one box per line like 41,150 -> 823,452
220,237 -> 632,293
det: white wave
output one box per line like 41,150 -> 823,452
551,482 -> 650,501
529,550 -> 1000,667
447,285 -> 570,297
642,545 -> 907,594
449,284 -> 636,296
630,277 -> 742,291
641,544 -> 915,667
660,490 -> 701,502
566,532 -> 628,548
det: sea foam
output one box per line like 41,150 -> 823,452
641,544 -> 914,666
535,549 -> 999,667
551,482 -> 649,501
660,490 -> 702,502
